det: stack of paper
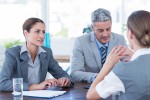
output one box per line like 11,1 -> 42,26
23,90 -> 66,98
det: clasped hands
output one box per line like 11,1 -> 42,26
103,45 -> 133,69
29,77 -> 71,90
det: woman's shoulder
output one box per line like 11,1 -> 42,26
6,46 -> 21,53
112,61 -> 134,75
41,46 -> 52,52
40,46 -> 53,56
4,46 -> 21,58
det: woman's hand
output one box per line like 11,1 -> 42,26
29,78 -> 58,90
105,45 -> 126,66
57,77 -> 71,87
45,78 -> 58,87
120,47 -> 134,62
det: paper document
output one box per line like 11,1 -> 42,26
23,90 -> 66,98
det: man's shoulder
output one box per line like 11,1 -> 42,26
112,32 -> 124,38
77,33 -> 91,38
111,32 -> 125,42
76,33 -> 92,42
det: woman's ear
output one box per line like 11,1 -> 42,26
23,30 -> 28,41
128,29 -> 134,39
23,30 -> 28,36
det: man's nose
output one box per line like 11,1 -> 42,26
102,31 -> 109,36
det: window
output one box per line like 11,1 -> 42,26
0,0 -> 41,43
0,0 -> 150,55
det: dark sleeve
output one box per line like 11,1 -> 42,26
47,49 -> 74,84
0,47 -> 31,91
0,49 -> 15,91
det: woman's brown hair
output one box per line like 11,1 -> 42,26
22,17 -> 45,32
127,10 -> 150,48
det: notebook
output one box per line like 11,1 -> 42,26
23,90 -> 66,98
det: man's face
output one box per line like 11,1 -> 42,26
92,20 -> 112,44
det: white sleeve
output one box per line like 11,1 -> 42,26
96,71 -> 125,99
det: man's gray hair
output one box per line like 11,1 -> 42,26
91,8 -> 111,24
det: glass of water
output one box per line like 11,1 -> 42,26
13,78 -> 23,99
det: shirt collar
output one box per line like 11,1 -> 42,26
20,43 -> 46,56
131,48 -> 150,61
95,36 -> 108,49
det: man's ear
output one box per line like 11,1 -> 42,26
91,25 -> 94,31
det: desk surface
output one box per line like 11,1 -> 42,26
0,83 -> 90,100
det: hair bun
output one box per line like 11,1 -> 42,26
141,33 -> 150,46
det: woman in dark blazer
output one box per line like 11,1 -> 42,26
0,18 -> 73,91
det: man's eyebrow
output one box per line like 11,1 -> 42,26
106,27 -> 111,29
97,27 -> 111,30
97,29 -> 104,30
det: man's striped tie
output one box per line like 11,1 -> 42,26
101,46 -> 107,65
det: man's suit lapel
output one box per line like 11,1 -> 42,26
90,33 -> 101,70
107,33 -> 118,54
90,33 -> 118,69
20,52 -> 29,82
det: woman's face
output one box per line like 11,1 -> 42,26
25,22 -> 45,47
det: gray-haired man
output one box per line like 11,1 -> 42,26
70,8 -> 127,83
